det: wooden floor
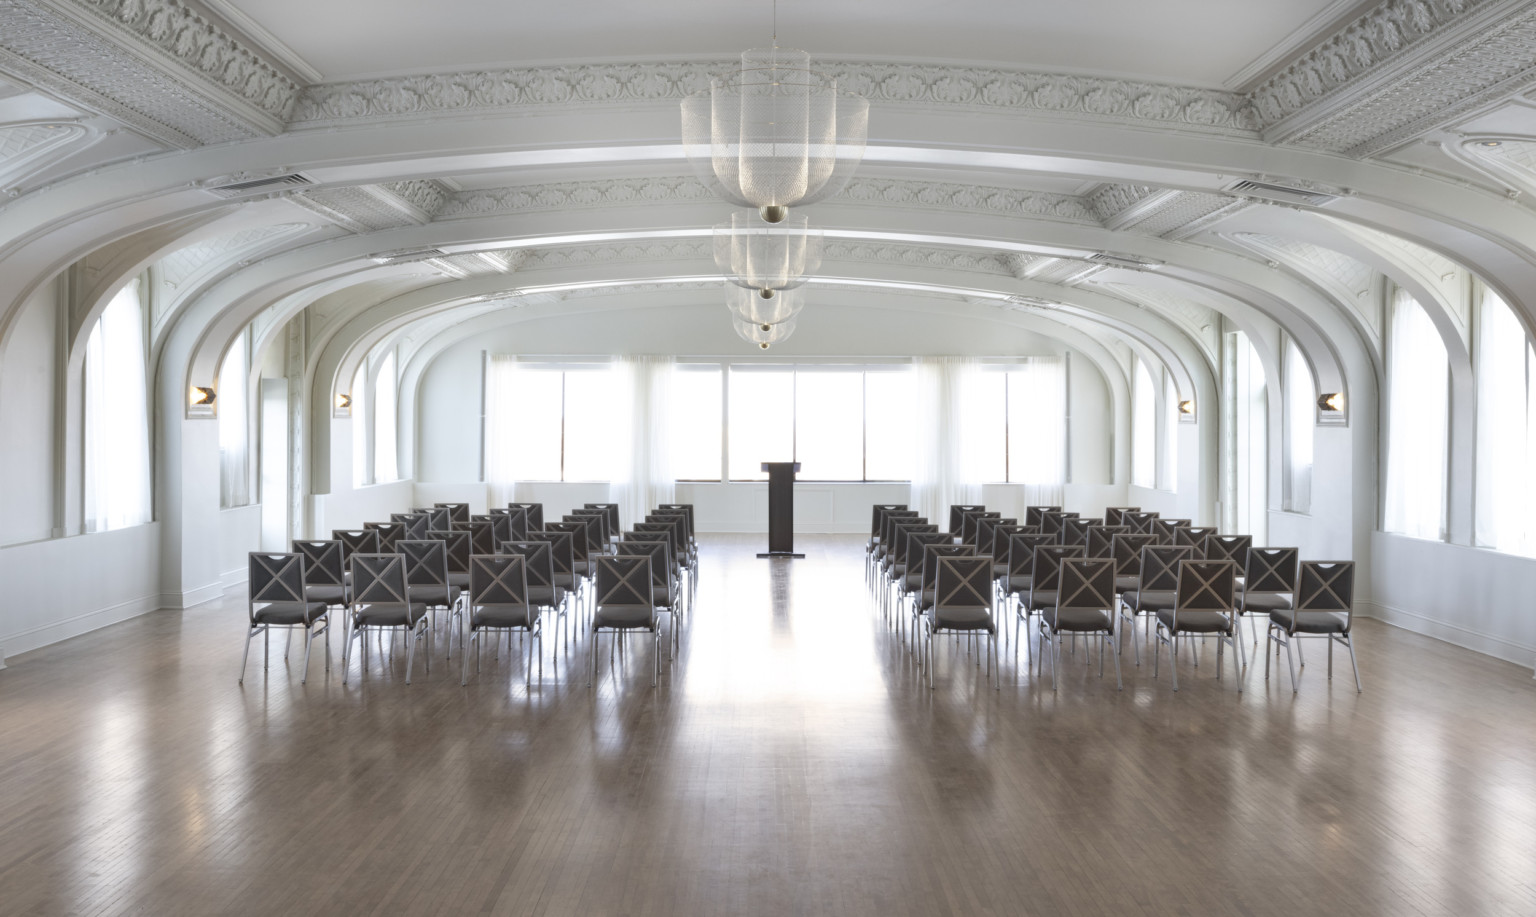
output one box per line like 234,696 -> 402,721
2,535 -> 1535,916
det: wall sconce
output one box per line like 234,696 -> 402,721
336,393 -> 352,411
1317,392 -> 1344,412
1178,400 -> 1195,415
190,386 -> 216,407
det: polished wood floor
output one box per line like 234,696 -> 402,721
2,535 -> 1535,916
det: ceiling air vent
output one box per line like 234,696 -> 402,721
1088,252 -> 1164,270
206,173 -> 313,198
369,248 -> 449,264
1225,179 -> 1338,207
1003,294 -> 1057,311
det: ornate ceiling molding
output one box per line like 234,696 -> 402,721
0,0 -> 299,146
504,237 -> 1021,277
293,180 -> 450,232
289,59 -> 1257,135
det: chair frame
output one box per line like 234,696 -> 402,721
343,553 -> 430,685
1040,557 -> 1122,691
1153,559 -> 1243,692
241,552 -> 330,685
925,556 -> 999,690
589,555 -> 661,687
462,553 -> 542,686
1266,560 -> 1361,693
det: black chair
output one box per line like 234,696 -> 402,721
391,512 -> 430,540
618,539 -> 682,657
398,540 -> 463,655
1119,544 -> 1191,664
499,539 -> 569,645
453,519 -> 496,557
363,521 -> 405,552
508,503 -> 544,531
435,502 -> 470,524
343,553 -> 430,685
463,554 -> 541,686
1041,557 -> 1121,691
241,552 -> 329,685
291,539 -> 349,610
1238,546 -> 1299,644
589,555 -> 661,687
1154,559 -> 1242,692
1267,561 -> 1361,693
925,555 -> 999,690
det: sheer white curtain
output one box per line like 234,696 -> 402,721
1161,370 -> 1179,491
612,355 -> 676,530
1383,289 -> 1449,540
84,279 -> 152,532
1010,357 -> 1066,506
218,330 -> 250,507
1474,287 -> 1536,555
484,355 -> 521,505
373,350 -> 399,483
1131,358 -> 1156,488
351,363 -> 368,487
911,356 -> 982,525
1282,336 -> 1314,513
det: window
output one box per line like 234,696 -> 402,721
1282,336 -> 1314,513
726,367 -> 793,480
794,370 -> 864,480
373,350 -> 398,483
1383,289 -> 1449,540
863,370 -> 914,481
1162,370 -> 1179,491
83,279 -> 152,532
1474,287 -> 1536,555
1132,357 -> 1156,488
1227,331 -> 1267,544
350,363 -> 368,487
218,329 -> 251,507
671,365 -> 722,480
484,363 -> 616,482
964,360 -> 1068,486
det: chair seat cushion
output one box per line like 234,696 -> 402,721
1268,609 -> 1349,634
305,585 -> 350,605
573,561 -> 590,575
447,572 -> 470,589
903,574 -> 923,592
1005,575 -> 1032,595
892,563 -> 907,578
593,605 -> 655,628
473,606 -> 534,629
1241,593 -> 1293,612
407,583 -> 462,607
651,586 -> 677,607
1114,575 -> 1139,592
1043,607 -> 1114,632
353,603 -> 429,626
932,607 -> 994,631
553,573 -> 578,590
1025,590 -> 1058,611
529,585 -> 566,607
992,563 -> 1008,577
1124,590 -> 1175,611
1156,609 -> 1232,633
253,601 -> 327,625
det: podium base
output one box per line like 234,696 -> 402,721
757,552 -> 805,559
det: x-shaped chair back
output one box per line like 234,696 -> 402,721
596,555 -> 652,608
1172,559 -> 1237,626
1031,544 -> 1087,592
470,554 -> 529,608
585,503 -> 621,536
416,507 -> 451,532
567,514 -> 605,555
1204,534 -> 1253,566
1039,510 -> 1077,541
934,556 -> 993,614
1294,561 -> 1355,626
428,529 -> 471,574
529,530 -> 576,577
398,540 -> 450,588
1007,533 -> 1055,577
648,512 -> 689,549
1111,534 -> 1159,578
332,529 -> 380,560
351,554 -> 409,606
435,502 -> 470,524
906,532 -> 951,570
1154,518 -> 1192,543
453,520 -> 496,556
948,504 -> 986,534
1245,546 -> 1299,595
975,516 -> 1013,556
249,552 -> 306,621
1174,526 -> 1217,553
870,504 -> 907,540
618,540 -> 671,590
962,512 -> 999,546
474,513 -> 512,545
656,504 -> 696,540
1104,507 -> 1139,526
544,522 -> 589,561
508,503 -> 544,530
571,509 -> 611,544
1088,525 -> 1130,560
1057,558 -> 1116,613
636,520 -> 683,560
1062,517 -> 1095,547
364,521 -> 405,552
1123,511 -> 1159,535
391,513 -> 430,540
499,540 -> 554,589
881,511 -> 921,552
489,507 -> 528,540
888,522 -> 933,564
292,540 -> 343,588
1140,545 -> 1193,592
991,524 -> 1029,561
1024,506 -> 1062,528
922,545 -> 974,595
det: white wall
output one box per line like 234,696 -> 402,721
0,284 -> 58,545
218,505 -> 261,590
0,524 -> 162,658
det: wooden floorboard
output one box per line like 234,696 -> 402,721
1,534 -> 1534,916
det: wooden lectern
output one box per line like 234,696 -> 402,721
757,462 -> 804,558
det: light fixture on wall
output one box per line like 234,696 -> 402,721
190,386 -> 217,407
1317,392 -> 1344,412
336,393 -> 352,411
682,44 -> 869,223
1178,399 -> 1195,415
735,316 -> 796,350
714,212 -> 823,293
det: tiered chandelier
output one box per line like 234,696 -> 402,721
682,33 -> 868,349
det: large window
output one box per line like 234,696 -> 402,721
672,365 -> 723,480
218,329 -> 251,508
1474,287 -> 1536,555
1131,357 -> 1157,488
1282,336 -> 1314,513
373,350 -> 399,483
487,363 -> 616,482
1383,289 -> 1449,540
84,279 -> 152,532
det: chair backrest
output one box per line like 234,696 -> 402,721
635,520 -> 684,561
350,553 -> 410,608
1204,534 -> 1253,567
528,530 -> 576,578
1031,544 -> 1086,592
414,506 -> 451,532
584,503 -> 621,537
889,522 -> 937,564
1039,510 -> 1079,541
948,504 -> 987,534
974,516 -> 1015,557
543,521 -> 589,563
1024,506 -> 1062,528
291,540 -> 344,587
1173,560 -> 1237,626
498,540 -> 554,590
397,539 -> 450,588
473,513 -> 512,545
1110,533 -> 1159,579
469,553 -> 529,610
564,514 -> 605,556
881,510 -> 921,551
1061,516 -> 1095,547
570,508 -> 611,544
1154,518 -> 1192,542
595,555 -> 653,612
435,502 -> 470,524
1087,525 -> 1130,560
508,502 -> 544,530
933,556 -> 993,617
991,524 -> 1029,561
1294,561 -> 1355,628
1173,526 -> 1217,553
618,540 -> 671,590
647,511 -> 690,552
921,544 -> 974,595
453,519 -> 496,555
1007,532 -> 1056,576
656,503 -> 696,539
1123,511 -> 1159,535
1104,506 -> 1140,526
905,531 -> 951,570
962,511 -> 1000,546
1057,558 -> 1116,614
391,512 -> 430,540
1244,546 -> 1300,595
428,529 -> 471,574
488,506 -> 529,540
332,529 -> 380,559
1139,544 -> 1193,592
363,521 -> 405,552
249,552 -> 307,620
872,504 -> 909,537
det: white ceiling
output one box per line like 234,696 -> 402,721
216,0 -> 1373,87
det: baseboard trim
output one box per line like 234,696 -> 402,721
0,593 -> 162,659
159,582 -> 224,611
220,567 -> 247,593
1359,601 -> 1536,674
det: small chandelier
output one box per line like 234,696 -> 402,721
714,212 -> 823,295
682,46 -> 869,223
727,284 -> 805,327
734,315 -> 797,350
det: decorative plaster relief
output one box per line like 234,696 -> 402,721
0,121 -> 86,183
1230,231 -> 1382,338
1086,183 -> 1162,224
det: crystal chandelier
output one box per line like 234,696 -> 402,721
734,315 -> 797,350
714,212 -> 823,295
682,46 -> 869,223
726,284 -> 805,326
